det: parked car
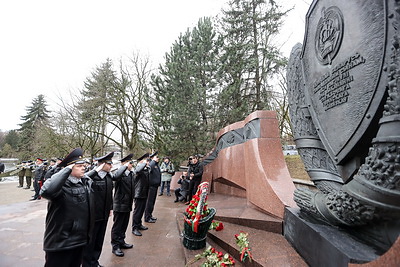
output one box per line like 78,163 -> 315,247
282,145 -> 298,156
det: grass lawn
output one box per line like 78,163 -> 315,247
284,155 -> 310,181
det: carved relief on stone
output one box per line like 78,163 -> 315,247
288,0 -> 400,233
203,119 -> 260,165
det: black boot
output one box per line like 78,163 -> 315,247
112,247 -> 124,257
132,228 -> 142,236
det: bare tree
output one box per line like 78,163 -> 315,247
106,52 -> 153,154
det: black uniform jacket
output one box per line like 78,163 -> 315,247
133,162 -> 149,199
148,160 -> 161,187
40,167 -> 94,252
188,162 -> 203,181
34,164 -> 46,181
113,165 -> 135,212
86,168 -> 122,221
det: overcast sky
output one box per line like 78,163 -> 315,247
0,0 -> 310,132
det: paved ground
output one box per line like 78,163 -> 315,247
0,180 -> 187,267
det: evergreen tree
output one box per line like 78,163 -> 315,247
150,17 -> 222,161
217,0 -> 289,127
3,130 -> 20,150
79,59 -> 117,156
18,94 -> 51,157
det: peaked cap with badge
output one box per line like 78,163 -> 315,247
137,152 -> 149,161
59,148 -> 86,168
94,151 -> 114,164
149,151 -> 158,158
120,153 -> 134,162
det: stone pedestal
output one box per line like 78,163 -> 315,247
203,110 -> 297,219
283,207 -> 379,267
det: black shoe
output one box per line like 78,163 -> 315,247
158,193 -> 163,196
174,199 -> 179,203
29,197 -> 37,201
132,228 -> 142,236
138,225 -> 148,230
112,247 -> 124,257
120,243 -> 133,249
23,187 -> 30,189
145,218 -> 156,223
17,185 -> 23,188
151,217 -> 157,220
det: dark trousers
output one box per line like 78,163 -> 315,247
18,176 -> 24,187
33,178 -> 40,198
82,219 -> 108,267
111,211 -> 130,249
26,176 -> 31,188
188,179 -> 201,201
145,186 -> 158,221
132,198 -> 147,229
45,246 -> 84,267
175,188 -> 187,202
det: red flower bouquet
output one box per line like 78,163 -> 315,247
187,246 -> 235,266
235,231 -> 253,262
184,182 -> 211,233
209,220 -> 224,231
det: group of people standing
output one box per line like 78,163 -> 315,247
19,147 -> 205,267
39,148 -> 175,267
173,155 -> 203,204
15,158 -> 62,200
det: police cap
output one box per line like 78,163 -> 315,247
149,151 -> 158,158
59,148 -> 86,168
137,152 -> 149,161
120,153 -> 134,162
94,151 -> 114,164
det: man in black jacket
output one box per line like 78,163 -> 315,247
0,162 -> 4,174
144,151 -> 161,223
44,158 -> 62,181
40,148 -> 94,267
31,157 -> 46,201
131,153 -> 150,236
187,155 -> 204,203
110,153 -> 135,257
83,151 -> 118,267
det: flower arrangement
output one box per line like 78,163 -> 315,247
184,182 -> 211,233
185,193 -> 210,221
186,246 -> 235,266
235,231 -> 253,262
209,220 -> 224,231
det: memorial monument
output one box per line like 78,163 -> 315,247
286,0 -> 400,266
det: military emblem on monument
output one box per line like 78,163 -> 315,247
287,0 -> 400,258
315,6 -> 343,65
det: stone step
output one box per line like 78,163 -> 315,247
207,193 -> 283,233
207,221 -> 307,267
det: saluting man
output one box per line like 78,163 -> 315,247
24,160 -> 34,189
31,157 -> 46,201
144,151 -> 161,223
40,148 -> 94,267
110,153 -> 135,257
82,152 -> 117,267
131,153 -> 150,236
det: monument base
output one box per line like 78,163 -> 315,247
283,207 -> 379,267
